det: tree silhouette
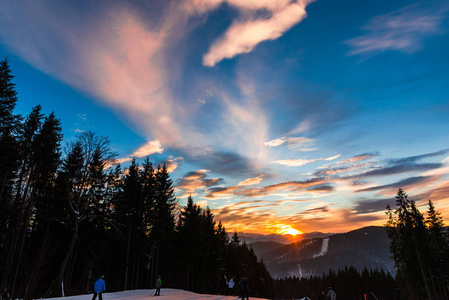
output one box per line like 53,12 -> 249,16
386,188 -> 449,299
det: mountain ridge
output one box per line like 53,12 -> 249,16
243,226 -> 394,279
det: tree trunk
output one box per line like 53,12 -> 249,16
24,225 -> 50,300
11,167 -> 39,298
10,203 -> 32,298
0,194 -> 29,295
124,224 -> 131,290
58,215 -> 79,296
0,172 -> 8,202
416,249 -> 432,300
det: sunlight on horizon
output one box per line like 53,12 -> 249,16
278,225 -> 302,236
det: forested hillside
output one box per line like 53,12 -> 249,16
261,226 -> 393,279
0,59 -> 272,300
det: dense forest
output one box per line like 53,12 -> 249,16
1,58 -> 449,300
0,58 -> 272,299
274,267 -> 396,300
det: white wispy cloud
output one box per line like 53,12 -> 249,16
286,137 -> 316,151
265,136 -> 316,152
346,2 -> 448,56
288,120 -> 312,135
200,0 -> 312,66
272,158 -> 314,167
272,154 -> 341,167
264,137 -> 287,147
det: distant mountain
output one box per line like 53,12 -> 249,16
239,231 -> 333,245
250,241 -> 286,259
248,226 -> 394,279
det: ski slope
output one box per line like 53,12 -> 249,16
313,238 -> 329,258
47,289 -> 268,300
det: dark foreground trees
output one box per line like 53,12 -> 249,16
0,58 -> 274,299
274,266 -> 396,300
175,196 -> 273,298
386,188 -> 449,300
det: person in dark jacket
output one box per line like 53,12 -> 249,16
92,276 -> 106,300
241,277 -> 249,300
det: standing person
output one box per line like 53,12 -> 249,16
327,287 -> 336,300
228,278 -> 235,295
154,275 -> 162,296
92,275 -> 106,300
241,277 -> 249,300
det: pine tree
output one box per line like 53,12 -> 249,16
1,105 -> 45,297
0,59 -> 21,295
151,164 -> 176,285
386,188 -> 446,300
11,112 -> 62,298
426,199 -> 449,298
0,58 -> 20,201
113,158 -> 144,290
176,196 -> 202,291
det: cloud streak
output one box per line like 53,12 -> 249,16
201,0 -> 312,66
272,154 -> 340,167
347,2 -> 448,56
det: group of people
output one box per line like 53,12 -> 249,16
90,274 -> 162,299
91,275 -> 334,300
215,276 -> 249,299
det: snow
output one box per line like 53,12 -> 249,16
46,289 -> 268,300
313,238 -> 329,258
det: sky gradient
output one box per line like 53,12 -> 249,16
1,0 -> 449,235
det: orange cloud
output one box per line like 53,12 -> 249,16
177,169 -> 224,194
211,198 -> 382,234
237,175 -> 265,186
131,140 -> 164,157
165,156 -> 183,173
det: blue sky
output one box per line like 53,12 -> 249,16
1,0 -> 449,234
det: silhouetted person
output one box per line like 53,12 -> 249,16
241,277 -> 249,300
92,276 -> 106,300
327,287 -> 336,300
154,275 -> 162,296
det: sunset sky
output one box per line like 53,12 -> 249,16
1,0 -> 448,235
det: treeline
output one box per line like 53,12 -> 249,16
386,188 -> 449,300
274,266 -> 396,300
0,58 -> 273,299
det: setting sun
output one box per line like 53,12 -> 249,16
278,225 -> 302,236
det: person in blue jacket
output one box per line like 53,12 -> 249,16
92,275 -> 106,300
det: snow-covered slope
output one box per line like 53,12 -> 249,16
47,289 -> 268,300
312,238 -> 329,258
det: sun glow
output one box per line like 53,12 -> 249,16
278,225 -> 302,236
